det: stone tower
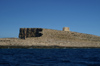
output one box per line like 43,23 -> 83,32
63,27 -> 70,31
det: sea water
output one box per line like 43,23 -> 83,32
0,49 -> 100,66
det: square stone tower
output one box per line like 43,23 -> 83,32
63,27 -> 70,31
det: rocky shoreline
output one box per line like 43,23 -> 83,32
1,45 -> 100,49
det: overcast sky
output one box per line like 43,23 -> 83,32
0,0 -> 100,38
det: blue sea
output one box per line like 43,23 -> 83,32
0,49 -> 100,66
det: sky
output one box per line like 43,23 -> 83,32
0,0 -> 100,38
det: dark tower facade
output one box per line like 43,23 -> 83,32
19,28 -> 43,39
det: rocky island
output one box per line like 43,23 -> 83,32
0,27 -> 100,48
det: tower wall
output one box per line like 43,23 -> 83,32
63,27 -> 70,31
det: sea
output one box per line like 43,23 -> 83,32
0,48 -> 100,66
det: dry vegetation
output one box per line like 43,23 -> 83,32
42,29 -> 100,42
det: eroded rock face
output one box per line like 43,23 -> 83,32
19,28 -> 43,39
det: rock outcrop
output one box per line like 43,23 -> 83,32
19,28 -> 43,39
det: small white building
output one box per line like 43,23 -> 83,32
63,27 -> 70,31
